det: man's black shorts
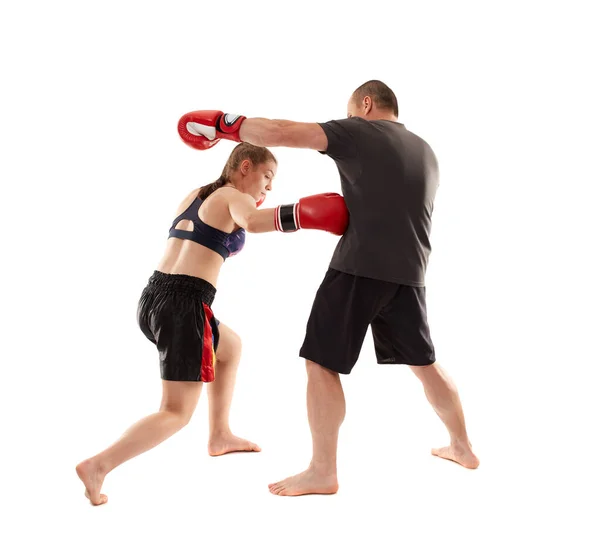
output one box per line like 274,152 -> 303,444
300,269 -> 436,374
137,271 -> 220,382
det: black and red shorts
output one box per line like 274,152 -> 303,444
137,271 -> 220,382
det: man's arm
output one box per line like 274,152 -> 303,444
239,119 -> 328,151
178,110 -> 328,152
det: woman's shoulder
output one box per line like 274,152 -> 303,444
208,185 -> 238,200
200,186 -> 239,229
172,187 -> 201,218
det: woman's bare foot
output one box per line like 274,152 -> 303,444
208,432 -> 261,457
432,442 -> 480,469
76,458 -> 108,505
268,467 -> 339,497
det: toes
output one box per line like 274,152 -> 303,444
431,447 -> 449,457
241,439 -> 260,452
213,437 -> 261,454
431,445 -> 478,468
85,489 -> 107,506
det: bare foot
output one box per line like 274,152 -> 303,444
268,468 -> 339,497
76,458 -> 108,505
208,433 -> 261,457
432,442 -> 480,469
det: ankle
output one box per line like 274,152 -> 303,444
450,437 -> 471,449
89,455 -> 111,476
309,460 -> 337,478
209,427 -> 232,439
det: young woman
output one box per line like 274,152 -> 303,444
76,143 -> 348,505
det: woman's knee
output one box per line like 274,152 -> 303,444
216,324 -> 242,363
159,380 -> 201,426
160,405 -> 195,427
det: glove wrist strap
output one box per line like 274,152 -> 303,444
275,204 -> 299,232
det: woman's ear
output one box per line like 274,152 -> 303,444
240,159 -> 251,175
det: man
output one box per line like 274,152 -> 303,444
178,79 -> 479,497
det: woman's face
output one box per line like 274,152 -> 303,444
245,160 -> 277,206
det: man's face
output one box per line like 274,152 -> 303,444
347,97 -> 362,118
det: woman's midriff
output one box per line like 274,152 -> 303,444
156,237 -> 224,287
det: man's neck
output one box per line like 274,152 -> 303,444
364,111 -> 397,122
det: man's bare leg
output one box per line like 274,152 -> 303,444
207,323 -> 260,456
75,380 -> 202,505
411,362 -> 479,469
269,360 -> 344,496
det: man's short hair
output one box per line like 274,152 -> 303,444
352,80 -> 399,117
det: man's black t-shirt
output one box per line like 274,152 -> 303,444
318,117 -> 439,287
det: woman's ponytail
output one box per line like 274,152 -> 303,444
198,175 -> 228,200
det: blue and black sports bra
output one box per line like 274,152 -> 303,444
168,196 -> 246,260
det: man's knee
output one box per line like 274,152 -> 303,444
305,359 -> 338,376
410,361 -> 439,381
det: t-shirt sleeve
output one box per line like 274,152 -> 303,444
318,118 -> 362,160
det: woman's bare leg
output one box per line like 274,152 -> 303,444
76,380 -> 202,505
207,323 -> 260,456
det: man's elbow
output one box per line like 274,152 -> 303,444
261,120 -> 291,146
279,122 -> 326,150
265,121 -> 287,146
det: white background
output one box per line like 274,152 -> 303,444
1,1 -> 599,558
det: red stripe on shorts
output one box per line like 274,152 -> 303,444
200,303 -> 216,383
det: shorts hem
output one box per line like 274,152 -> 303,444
299,351 -> 352,375
376,358 -> 436,367
160,372 -> 205,382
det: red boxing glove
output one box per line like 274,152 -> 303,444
275,193 -> 349,236
178,110 -> 246,150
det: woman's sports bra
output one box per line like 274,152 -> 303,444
168,196 -> 245,260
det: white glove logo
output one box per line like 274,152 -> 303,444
223,113 -> 241,126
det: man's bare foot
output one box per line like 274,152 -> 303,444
208,432 -> 261,457
432,442 -> 480,469
268,468 -> 339,497
76,458 -> 108,505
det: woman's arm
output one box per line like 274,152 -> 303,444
225,189 -> 277,233
225,189 -> 349,236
